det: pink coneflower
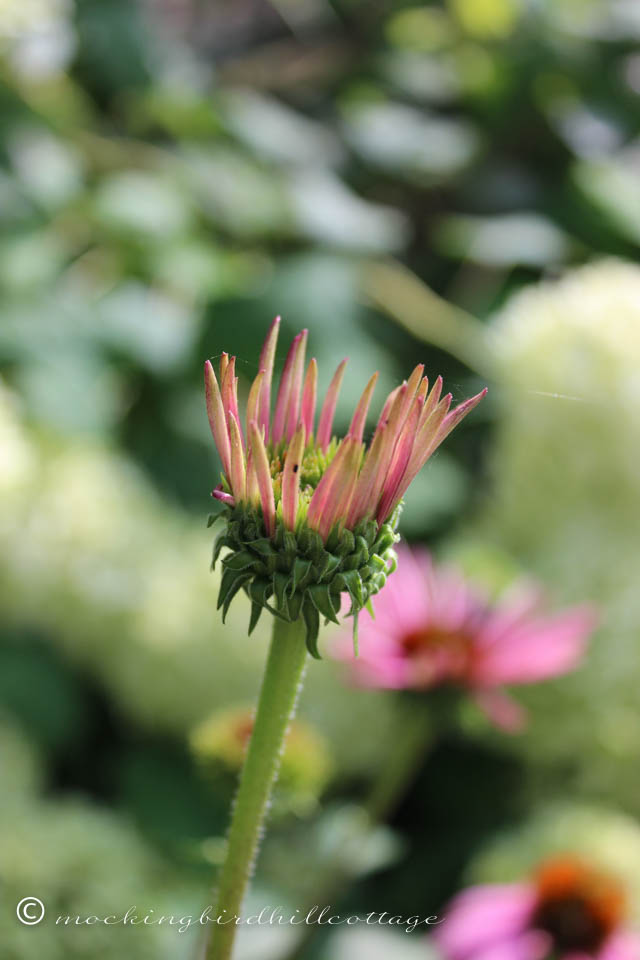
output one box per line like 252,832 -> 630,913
204,318 -> 486,655
436,857 -> 640,960
334,546 -> 594,729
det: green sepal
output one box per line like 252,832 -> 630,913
308,584 -> 340,624
365,596 -> 376,619
291,557 -> 312,594
318,553 -> 342,582
334,569 -> 364,611
246,538 -> 278,558
286,591 -> 303,622
211,533 -> 234,570
247,577 -> 272,608
222,551 -> 260,572
273,572 -> 290,615
248,602 -> 263,636
218,568 -> 252,622
352,610 -> 359,657
302,600 -> 321,659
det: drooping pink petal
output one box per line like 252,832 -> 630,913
281,424 -> 305,531
374,384 -> 401,434
434,884 -> 537,960
349,372 -> 378,443
222,356 -> 244,449
212,486 -> 235,507
473,689 -> 528,733
258,316 -> 280,441
346,423 -> 387,527
470,607 -> 595,686
272,330 -> 306,445
249,420 -> 276,537
433,387 -> 488,449
376,393 -> 422,524
300,358 -> 318,442
597,932 -> 640,960
204,360 -> 231,477
366,383 -> 409,512
227,411 -> 246,502
316,358 -> 347,452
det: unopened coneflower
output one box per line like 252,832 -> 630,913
202,317 -> 486,960
205,316 -> 486,656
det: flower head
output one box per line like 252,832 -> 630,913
190,706 -> 332,816
334,546 -> 595,729
205,318 -> 486,655
436,856 -> 639,960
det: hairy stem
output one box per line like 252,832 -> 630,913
205,616 -> 308,960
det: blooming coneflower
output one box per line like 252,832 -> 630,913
334,546 -> 595,729
436,856 -> 640,960
205,317 -> 486,656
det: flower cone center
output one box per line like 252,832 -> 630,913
532,858 -> 625,954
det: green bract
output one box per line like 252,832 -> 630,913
209,506 -> 400,658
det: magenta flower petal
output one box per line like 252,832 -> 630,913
316,358 -> 347,452
435,884 -> 537,960
597,933 -> 640,960
471,607 -> 596,686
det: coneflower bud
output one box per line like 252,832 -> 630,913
205,317 -> 486,657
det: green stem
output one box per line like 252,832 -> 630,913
205,616 -> 308,960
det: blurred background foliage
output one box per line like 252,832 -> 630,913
1,0 -> 640,957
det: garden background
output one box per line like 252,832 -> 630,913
2,1 -> 640,958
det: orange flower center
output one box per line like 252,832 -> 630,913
401,627 -> 475,683
532,856 -> 626,955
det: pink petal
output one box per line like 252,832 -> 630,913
281,424 -> 305,530
227,411 -> 246,502
204,360 -> 231,478
435,884 -> 537,960
283,329 -> 308,442
272,330 -> 305,445
221,356 -> 243,449
316,358 -> 347,452
349,372 -> 378,443
473,689 -> 528,733
471,607 -> 595,686
249,420 -> 276,537
258,316 -> 280,441
597,932 -> 640,960
212,487 -> 235,507
300,358 -> 318,442
307,437 -> 360,541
